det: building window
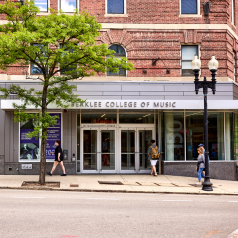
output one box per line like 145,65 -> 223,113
181,0 -> 197,14
107,0 -> 124,14
107,44 -> 126,76
35,0 -> 48,12
81,114 -> 117,123
60,47 -> 77,75
30,44 -> 45,75
60,0 -> 77,13
181,45 -> 198,76
119,113 -> 154,124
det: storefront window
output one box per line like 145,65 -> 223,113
119,113 -> 154,124
225,112 -> 235,160
233,113 -> 238,160
164,112 -> 185,161
186,112 -> 224,160
81,114 -> 117,123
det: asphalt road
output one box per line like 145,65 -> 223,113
0,190 -> 238,238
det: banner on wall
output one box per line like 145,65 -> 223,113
46,113 -> 61,160
20,113 -> 61,161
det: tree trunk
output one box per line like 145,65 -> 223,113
39,84 -> 48,185
39,134 -> 47,185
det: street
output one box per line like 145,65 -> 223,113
0,190 -> 238,238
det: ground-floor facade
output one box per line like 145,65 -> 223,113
0,81 -> 238,180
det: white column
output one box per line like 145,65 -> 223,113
225,113 -> 231,161
217,114 -> 223,160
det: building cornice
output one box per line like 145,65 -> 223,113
101,23 -> 238,41
0,20 -> 237,40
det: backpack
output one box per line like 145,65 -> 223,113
150,146 -> 160,159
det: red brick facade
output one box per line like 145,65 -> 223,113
0,0 -> 238,81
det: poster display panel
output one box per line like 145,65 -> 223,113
20,119 -> 40,160
46,113 -> 62,160
20,113 -> 61,161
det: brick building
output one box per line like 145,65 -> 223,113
0,0 -> 238,180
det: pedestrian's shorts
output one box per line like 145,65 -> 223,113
150,160 -> 158,166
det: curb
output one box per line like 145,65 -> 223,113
0,186 -> 238,196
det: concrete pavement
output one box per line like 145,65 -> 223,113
0,174 -> 238,195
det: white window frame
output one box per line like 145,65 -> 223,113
30,44 -> 48,76
233,52 -> 236,81
59,45 -> 78,76
107,44 -> 127,77
33,0 -> 50,13
181,44 -> 200,77
58,0 -> 79,13
231,0 -> 235,25
179,0 -> 200,15
105,0 -> 126,15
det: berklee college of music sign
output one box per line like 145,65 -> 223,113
70,100 -> 177,109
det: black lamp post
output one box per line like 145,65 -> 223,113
19,0 -> 24,6
191,55 -> 219,191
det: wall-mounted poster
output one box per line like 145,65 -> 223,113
20,113 -> 61,161
46,113 -> 62,160
20,119 -> 39,160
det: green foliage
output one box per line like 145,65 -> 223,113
0,1 -> 133,78
0,0 -> 134,141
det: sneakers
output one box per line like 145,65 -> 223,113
196,182 -> 201,185
47,172 -> 66,176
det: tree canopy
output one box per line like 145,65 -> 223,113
0,0 -> 133,184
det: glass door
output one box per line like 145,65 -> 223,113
138,130 -> 152,172
120,130 -> 136,171
100,130 -> 116,172
81,128 -> 116,173
82,130 -> 98,172
120,127 -> 154,173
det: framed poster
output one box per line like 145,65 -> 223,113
19,113 -> 62,161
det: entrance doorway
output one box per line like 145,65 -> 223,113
119,126 -> 155,173
80,127 -> 116,173
79,124 -> 155,174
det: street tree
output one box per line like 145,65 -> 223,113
0,0 -> 133,184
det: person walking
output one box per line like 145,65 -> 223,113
198,143 -> 210,175
147,140 -> 160,176
196,147 -> 205,185
47,140 -> 66,176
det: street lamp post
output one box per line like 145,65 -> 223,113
191,55 -> 219,191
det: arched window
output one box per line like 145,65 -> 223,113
107,44 -> 126,76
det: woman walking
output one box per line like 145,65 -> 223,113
47,140 -> 66,176
196,147 -> 205,185
147,140 -> 160,176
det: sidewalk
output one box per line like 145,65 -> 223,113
0,174 -> 238,195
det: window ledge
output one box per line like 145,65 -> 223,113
104,14 -> 128,18
179,14 -> 202,18
37,12 -> 50,15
